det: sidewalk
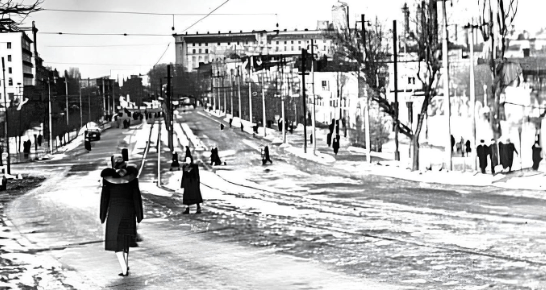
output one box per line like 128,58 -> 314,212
202,108 -> 546,191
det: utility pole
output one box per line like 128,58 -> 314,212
87,78 -> 90,123
249,57 -> 254,124
167,65 -> 173,152
79,78 -> 82,129
393,20 -> 400,161
261,68 -> 267,137
441,0 -> 452,171
310,39 -> 317,154
47,76 -> 53,153
64,71 -> 69,126
230,70 -> 234,117
465,21 -> 478,171
301,48 -> 308,153
102,78 -> 106,119
362,14 -> 372,163
281,55 -> 286,143
2,58 -> 9,174
237,65 -> 242,120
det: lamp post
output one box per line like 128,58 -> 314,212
1,57 -> 9,174
45,76 -> 56,153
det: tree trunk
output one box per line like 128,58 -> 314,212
412,135 -> 420,170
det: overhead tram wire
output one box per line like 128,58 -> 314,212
40,32 -> 172,37
47,43 -> 170,48
153,43 -> 171,67
41,8 -> 275,17
177,0 -> 231,33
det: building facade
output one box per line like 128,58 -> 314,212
0,30 -> 35,103
174,27 -> 334,71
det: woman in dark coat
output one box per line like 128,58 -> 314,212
262,145 -> 272,165
532,141 -> 542,170
100,156 -> 143,277
180,157 -> 203,214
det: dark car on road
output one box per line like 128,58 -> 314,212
86,128 -> 101,141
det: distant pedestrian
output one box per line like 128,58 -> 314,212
477,139 -> 488,174
465,140 -> 471,157
100,155 -> 143,277
489,139 -> 499,174
210,146 -> 222,166
309,134 -> 313,144
220,123 -> 225,130
184,146 -> 192,161
37,134 -> 43,147
262,145 -> 272,165
332,135 -> 340,155
326,132 -> 332,147
532,141 -> 542,170
84,137 -> 91,152
180,157 -> 203,214
229,118 -> 233,128
240,123 -> 244,132
502,139 -> 518,172
451,134 -> 455,153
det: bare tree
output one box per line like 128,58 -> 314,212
328,1 -> 442,171
478,0 -> 520,139
0,0 -> 42,24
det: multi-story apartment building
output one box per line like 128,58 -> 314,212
0,31 -> 34,103
174,23 -> 334,71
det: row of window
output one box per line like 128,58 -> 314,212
191,39 -> 326,47
189,45 -> 329,55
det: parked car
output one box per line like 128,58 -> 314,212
86,128 -> 101,141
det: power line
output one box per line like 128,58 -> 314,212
46,43 -> 170,48
43,61 -> 152,67
40,32 -> 172,37
41,8 -> 275,17
154,43 -> 171,67
180,0 -> 231,34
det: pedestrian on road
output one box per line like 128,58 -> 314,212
210,146 -> 222,166
332,135 -> 340,155
180,157 -> 203,214
262,145 -> 273,165
37,134 -> 43,147
100,155 -> 143,277
477,139 -> 488,174
532,141 -> 542,170
465,140 -> 471,157
451,134 -> 455,153
456,138 -> 463,156
240,122 -> 244,132
326,132 -> 332,147
184,146 -> 192,162
220,123 -> 225,130
489,139 -> 499,175
502,139 -> 518,172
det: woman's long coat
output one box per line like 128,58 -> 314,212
180,163 -> 203,205
100,168 -> 143,252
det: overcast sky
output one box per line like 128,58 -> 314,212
22,0 -> 543,80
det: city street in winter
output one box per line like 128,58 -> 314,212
1,0 -> 546,289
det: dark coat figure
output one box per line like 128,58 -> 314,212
489,140 -> 499,174
210,147 -> 222,166
465,140 -> 471,156
262,145 -> 272,165
332,135 -> 340,155
502,140 -> 518,171
180,159 -> 203,213
229,118 -> 233,128
477,141 -> 488,174
252,124 -> 259,134
240,123 -> 244,132
84,138 -> 91,152
532,142 -> 542,170
100,160 -> 143,276
278,119 -> 283,132
498,142 -> 506,168
37,134 -> 43,147
100,166 -> 143,252
220,123 -> 225,130
23,140 -> 31,158
326,132 -> 332,147
451,135 -> 455,152
184,146 -> 192,162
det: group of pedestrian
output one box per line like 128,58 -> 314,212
452,135 -> 472,157
477,138 -> 523,174
100,148 -> 205,277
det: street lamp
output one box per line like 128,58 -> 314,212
42,76 -> 57,153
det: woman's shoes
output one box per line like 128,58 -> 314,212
182,208 -> 190,214
118,271 -> 129,277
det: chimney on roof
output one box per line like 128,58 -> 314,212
218,31 -> 220,34
304,28 -> 308,31
196,31 -> 199,34
295,28 -> 298,31
240,30 -> 242,33
284,29 -> 287,31
207,31 -> 209,34
229,30 -> 231,33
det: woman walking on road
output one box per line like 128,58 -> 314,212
180,156 -> 203,214
100,154 -> 144,277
